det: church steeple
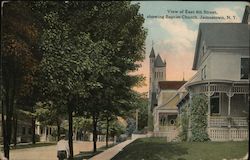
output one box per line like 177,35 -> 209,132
149,40 -> 155,58
149,47 -> 155,58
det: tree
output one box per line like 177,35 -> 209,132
37,9 -> 112,158
1,2 -> 41,158
32,1 -> 146,155
64,1 -> 146,152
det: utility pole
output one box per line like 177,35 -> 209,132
135,109 -> 139,131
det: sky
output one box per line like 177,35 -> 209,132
132,1 -> 249,93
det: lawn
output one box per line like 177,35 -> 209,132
112,137 -> 248,160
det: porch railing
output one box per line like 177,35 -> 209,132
208,128 -> 248,141
209,116 -> 248,127
159,125 -> 177,132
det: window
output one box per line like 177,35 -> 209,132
49,128 -> 52,135
241,58 -> 249,79
28,128 -> 32,135
201,65 -> 206,80
22,127 -> 26,135
211,93 -> 220,114
40,128 -> 43,134
159,113 -> 168,126
168,115 -> 177,125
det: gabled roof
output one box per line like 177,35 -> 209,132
192,23 -> 249,70
149,47 -> 155,58
154,54 -> 166,67
159,81 -> 187,90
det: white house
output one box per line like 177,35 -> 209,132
178,6 -> 249,141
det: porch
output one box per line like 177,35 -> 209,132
186,80 -> 249,141
153,110 -> 179,141
209,116 -> 248,141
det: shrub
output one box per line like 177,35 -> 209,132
178,107 -> 189,141
190,94 -> 210,142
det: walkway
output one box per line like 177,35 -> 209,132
9,141 -> 107,160
89,139 -> 136,160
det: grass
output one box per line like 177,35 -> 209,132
10,142 -> 56,150
112,137 -> 248,160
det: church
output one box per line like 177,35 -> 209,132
148,46 -> 186,141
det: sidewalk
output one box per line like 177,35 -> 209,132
89,139 -> 137,160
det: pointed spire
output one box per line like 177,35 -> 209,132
182,72 -> 185,81
149,41 -> 155,58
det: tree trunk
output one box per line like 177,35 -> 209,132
57,119 -> 61,141
4,81 -> 15,159
106,117 -> 109,148
2,98 -> 8,159
92,114 -> 97,153
68,102 -> 73,159
13,113 -> 17,146
32,116 -> 36,144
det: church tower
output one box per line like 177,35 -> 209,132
149,47 -> 156,94
148,46 -> 166,112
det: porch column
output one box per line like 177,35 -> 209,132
37,124 -> 40,135
226,90 -> 234,128
226,88 -> 234,140
226,91 -> 233,116
207,83 -> 211,128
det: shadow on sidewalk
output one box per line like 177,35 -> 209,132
74,151 -> 102,160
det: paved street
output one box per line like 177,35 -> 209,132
9,141 -> 109,160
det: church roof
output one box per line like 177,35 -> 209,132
149,47 -> 155,58
154,54 -> 166,67
158,81 -> 187,90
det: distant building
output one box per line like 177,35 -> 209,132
148,46 -> 166,112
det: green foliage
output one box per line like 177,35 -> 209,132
147,112 -> 154,132
137,95 -> 148,131
178,107 -> 189,141
109,120 -> 127,137
73,117 -> 92,133
190,95 -> 210,142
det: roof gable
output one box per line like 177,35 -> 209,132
159,81 -> 187,90
192,23 -> 249,70
154,54 -> 166,67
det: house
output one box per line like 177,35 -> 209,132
0,112 -> 57,144
177,6 -> 249,141
153,81 -> 186,141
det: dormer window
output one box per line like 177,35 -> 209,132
241,58 -> 249,79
